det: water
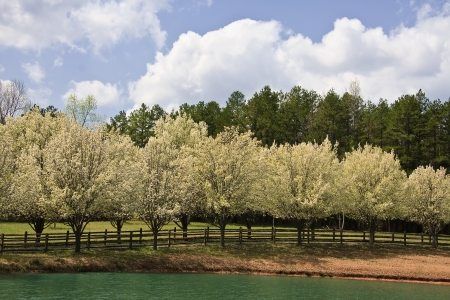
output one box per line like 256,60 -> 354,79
0,273 -> 449,299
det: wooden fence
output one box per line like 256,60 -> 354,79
1,227 -> 449,253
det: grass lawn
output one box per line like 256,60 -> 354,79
0,220 -> 276,235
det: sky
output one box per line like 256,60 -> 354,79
1,0 -> 450,118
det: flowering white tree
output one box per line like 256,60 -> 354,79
103,132 -> 142,235
194,128 -> 261,247
339,145 -> 406,245
45,123 -> 110,253
153,115 -> 208,237
135,135 -> 180,250
403,166 -> 450,248
266,139 -> 339,244
6,110 -> 68,240
0,124 -> 16,218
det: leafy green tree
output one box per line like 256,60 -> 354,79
386,90 -> 427,172
309,90 -> 349,156
106,110 -> 129,135
423,100 -> 449,168
179,101 -> 224,136
222,91 -> 248,132
246,86 -> 282,146
360,99 -> 390,148
127,104 -> 166,147
278,86 -> 319,144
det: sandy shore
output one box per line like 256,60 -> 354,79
0,244 -> 449,284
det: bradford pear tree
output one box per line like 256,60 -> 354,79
403,166 -> 450,248
135,135 -> 180,250
45,123 -> 110,253
7,110 -> 69,241
0,124 -> 17,218
103,132 -> 142,236
194,128 -> 262,247
339,145 -> 406,245
153,115 -> 208,238
266,138 -> 339,245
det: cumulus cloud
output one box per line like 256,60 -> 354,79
129,11 -> 450,110
22,61 -> 45,83
28,87 -> 53,107
0,0 -> 169,52
64,80 -> 122,108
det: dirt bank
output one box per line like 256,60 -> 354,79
0,244 -> 449,284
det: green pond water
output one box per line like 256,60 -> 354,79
0,273 -> 449,299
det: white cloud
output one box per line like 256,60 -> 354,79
22,61 -> 45,83
129,11 -> 450,110
53,57 -> 63,67
0,0 -> 169,52
27,87 -> 53,107
64,80 -> 122,108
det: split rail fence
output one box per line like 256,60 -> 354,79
1,227 -> 449,253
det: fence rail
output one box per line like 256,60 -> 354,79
1,227 -> 449,253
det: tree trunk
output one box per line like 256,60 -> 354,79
246,223 -> 252,239
219,214 -> 227,248
152,228 -> 158,250
74,229 -> 82,253
181,214 -> 189,239
111,219 -> 124,244
175,214 -> 190,239
69,220 -> 86,254
30,219 -> 46,247
431,225 -> 438,249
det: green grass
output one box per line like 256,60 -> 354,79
0,220 -> 275,235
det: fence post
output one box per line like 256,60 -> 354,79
340,229 -> 343,245
168,230 -> 171,247
307,228 -> 310,244
87,232 -> 91,250
24,231 -> 28,248
421,232 -> 424,244
129,231 -> 133,250
363,231 -> 366,242
0,233 -> 4,254
118,231 -> 121,244
239,227 -> 243,245
392,232 -> 395,243
104,229 -> 108,246
139,228 -> 143,244
332,228 -> 335,242
206,226 -> 210,243
429,234 -> 431,245
65,230 -> 69,247
44,234 -> 49,252
403,230 -> 407,246
204,228 -> 207,246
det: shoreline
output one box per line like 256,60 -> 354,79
1,244 -> 449,285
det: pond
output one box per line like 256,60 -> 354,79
0,273 -> 449,299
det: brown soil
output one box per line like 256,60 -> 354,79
0,244 -> 449,284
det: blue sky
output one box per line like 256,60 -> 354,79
0,0 -> 449,118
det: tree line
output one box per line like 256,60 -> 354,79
0,109 -> 449,252
107,85 -> 450,173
